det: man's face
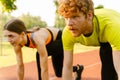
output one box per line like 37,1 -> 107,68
65,12 -> 88,37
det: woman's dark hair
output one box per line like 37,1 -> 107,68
4,18 -> 27,34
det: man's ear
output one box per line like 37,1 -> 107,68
87,10 -> 93,20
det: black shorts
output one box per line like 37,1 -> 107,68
46,30 -> 63,56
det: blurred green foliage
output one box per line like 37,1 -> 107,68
0,0 -> 17,13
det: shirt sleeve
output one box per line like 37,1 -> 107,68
62,27 -> 76,51
104,23 -> 120,50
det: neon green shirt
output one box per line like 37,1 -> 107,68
62,8 -> 120,51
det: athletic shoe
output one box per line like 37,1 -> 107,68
75,64 -> 84,80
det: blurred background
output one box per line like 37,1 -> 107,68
0,0 -> 120,67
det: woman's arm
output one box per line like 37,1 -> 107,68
14,45 -> 24,80
36,39 -> 49,80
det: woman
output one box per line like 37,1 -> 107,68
3,18 -> 84,80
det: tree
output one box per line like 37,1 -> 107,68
54,13 -> 65,29
0,0 -> 17,13
0,0 -> 17,55
95,5 -> 104,9
53,0 -> 65,29
19,13 -> 47,29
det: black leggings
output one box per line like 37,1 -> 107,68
36,31 -> 79,80
36,30 -> 63,80
100,42 -> 118,80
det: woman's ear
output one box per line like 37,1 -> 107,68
20,32 -> 26,37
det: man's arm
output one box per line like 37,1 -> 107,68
112,51 -> 120,80
62,50 -> 73,80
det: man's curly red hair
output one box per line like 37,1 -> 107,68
58,0 -> 94,18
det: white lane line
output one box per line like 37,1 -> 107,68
85,62 -> 101,69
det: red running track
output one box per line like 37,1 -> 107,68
0,49 -> 101,80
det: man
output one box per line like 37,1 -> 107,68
58,0 -> 120,80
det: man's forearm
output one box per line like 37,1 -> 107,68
113,51 -> 120,80
62,67 -> 73,80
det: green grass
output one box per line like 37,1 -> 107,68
74,43 -> 99,53
0,42 -> 37,68
0,42 -> 99,68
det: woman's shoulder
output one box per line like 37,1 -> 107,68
33,27 -> 60,40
